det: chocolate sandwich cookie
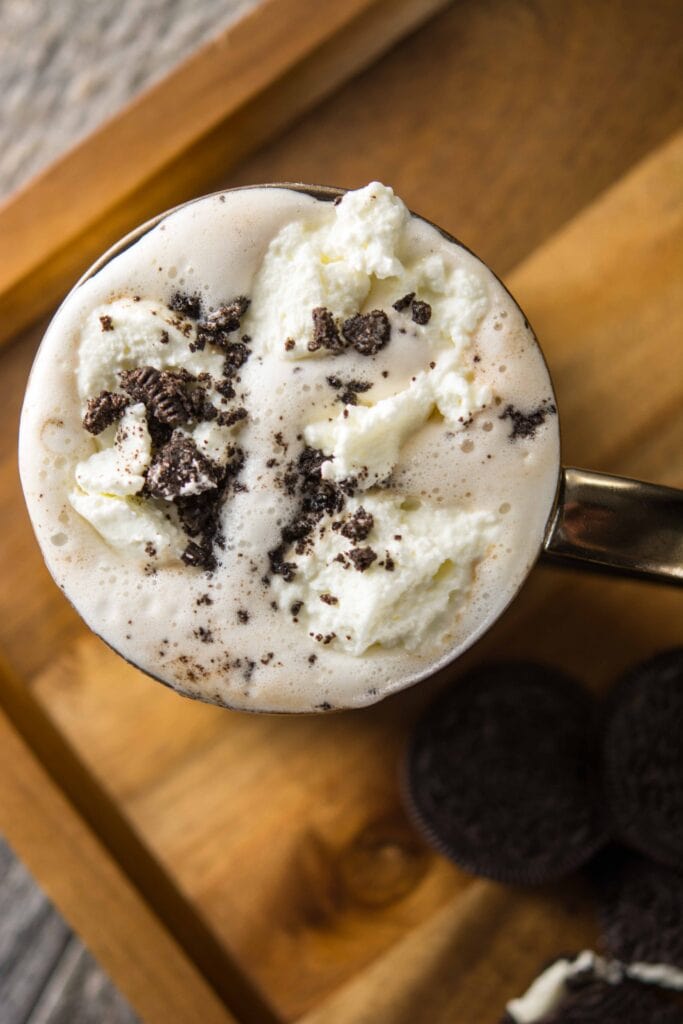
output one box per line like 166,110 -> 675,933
592,849 -> 683,980
602,648 -> 683,868
404,663 -> 607,885
503,973 -> 682,1023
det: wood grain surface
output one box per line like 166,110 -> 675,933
0,0 -> 449,345
1,1 -> 682,1022
0,692 -> 235,1024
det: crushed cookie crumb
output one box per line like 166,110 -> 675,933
82,390 -> 129,434
119,365 -> 201,427
327,376 -> 373,406
309,306 -> 344,353
217,406 -> 247,428
237,609 -> 249,624
145,432 -> 220,501
347,546 -> 377,572
499,400 -> 557,440
320,593 -> 338,605
341,310 -> 390,355
340,506 -> 374,541
99,314 -> 114,332
411,299 -> 431,325
169,291 -> 203,320
195,298 -> 250,352
392,292 -> 415,312
181,541 -> 217,572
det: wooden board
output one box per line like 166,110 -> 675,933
0,0 -> 450,345
0,682 -> 235,1024
1,2 -> 682,1022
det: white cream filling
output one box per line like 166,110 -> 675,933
506,950 -> 683,1022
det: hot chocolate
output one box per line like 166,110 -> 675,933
19,183 -> 559,711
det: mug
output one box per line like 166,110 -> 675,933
22,184 -> 683,714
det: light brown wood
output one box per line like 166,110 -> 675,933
0,0 -> 449,345
0,679 -> 235,1024
1,3 -> 681,1022
228,0 -> 683,278
299,880 -> 598,1024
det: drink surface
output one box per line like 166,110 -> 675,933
19,184 -> 559,711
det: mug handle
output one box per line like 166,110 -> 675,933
542,468 -> 683,584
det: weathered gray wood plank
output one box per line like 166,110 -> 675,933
0,838 -> 138,1024
0,850 -> 70,1024
27,938 -> 138,1024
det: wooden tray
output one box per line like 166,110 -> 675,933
1,2 -> 682,1022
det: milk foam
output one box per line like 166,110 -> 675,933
19,184 -> 560,711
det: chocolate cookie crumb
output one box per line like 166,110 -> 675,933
284,338 -> 295,351
309,307 -> 344,353
392,292 -> 415,312
99,314 -> 114,332
144,542 -> 157,558
308,654 -> 317,664
215,379 -> 236,400
499,399 -> 557,441
342,310 -> 391,355
320,594 -> 338,605
411,300 -> 432,325
329,378 -> 373,406
217,406 -> 248,428
195,626 -> 214,643
146,433 -> 221,501
237,609 -> 249,624
384,554 -> 395,571
268,544 -> 297,582
340,507 -> 374,541
170,291 -> 203,320
119,366 -> 198,427
347,546 -> 377,571
181,540 -> 217,572
196,298 -> 250,351
223,342 -> 250,378
196,594 -> 213,606
82,390 -> 129,434
159,330 -> 170,344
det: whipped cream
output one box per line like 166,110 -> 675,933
272,493 -> 497,655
